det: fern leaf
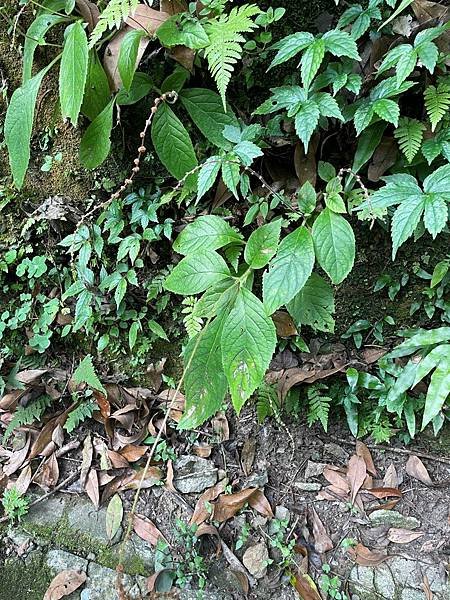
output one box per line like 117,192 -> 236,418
307,385 -> 331,432
89,0 -> 139,48
64,401 -> 96,433
424,83 -> 450,132
3,396 -> 52,443
394,117 -> 425,163
181,297 -> 203,338
204,5 -> 261,108
73,355 -> 106,394
256,382 -> 280,423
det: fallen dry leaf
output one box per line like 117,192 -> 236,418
14,465 -> 32,495
80,433 -> 93,489
125,4 -> 170,32
195,523 -> 222,554
356,441 -> 378,477
405,455 -> 433,486
86,468 -> 100,509
241,438 -> 256,476
34,452 -> 59,490
310,506 -> 333,553
383,463 -> 399,488
348,543 -> 389,566
212,411 -> 229,442
160,0 -> 187,14
347,455 -> 367,505
43,570 -> 86,600
272,311 -> 298,337
133,514 -> 166,546
190,479 -> 228,526
423,574 -> 434,600
106,494 -> 123,542
294,137 -> 318,187
368,137 -> 398,182
4,436 -> 30,476
103,26 -> 150,91
323,466 -> 349,492
76,0 -> 99,31
292,571 -> 322,600
213,488 -> 273,523
119,444 -> 147,462
387,528 -> 424,544
193,442 -> 212,458
365,487 -> 402,499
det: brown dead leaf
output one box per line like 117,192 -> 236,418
29,407 -> 72,459
14,465 -> 32,496
4,435 -> 30,476
195,523 -> 222,554
323,466 -> 349,492
383,463 -> 398,488
387,528 -> 424,544
212,411 -> 229,442
160,0 -> 187,14
406,455 -> 433,486
119,444 -> 147,462
75,0 -> 99,31
292,571 -> 322,600
80,433 -> 93,489
107,449 -> 130,469
348,542 -> 389,566
212,177 -> 233,209
190,479 -> 228,526
103,26 -> 150,91
241,438 -> 256,477
365,487 -> 402,499
368,137 -> 397,182
169,45 -> 196,71
43,570 -> 86,600
356,441 -> 378,477
16,369 -> 48,385
121,466 -> 162,490
133,514 -> 166,546
86,468 -> 100,509
0,389 -> 23,411
126,4 -> 170,32
359,347 -> 388,365
213,488 -> 273,523
347,455 -> 367,505
310,506 -> 333,553
166,458 -> 176,492
34,452 -> 59,490
272,311 -> 298,337
423,574 -> 433,600
193,443 -> 212,458
294,134 -> 319,187
93,390 -> 110,419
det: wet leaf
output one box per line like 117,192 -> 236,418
133,514 -> 166,546
106,494 -> 123,542
86,468 -> 100,509
43,570 -> 86,600
310,506 -> 333,553
348,543 -> 389,566
405,455 -> 433,486
356,441 -> 378,477
347,455 -> 367,504
387,528 -> 424,544
213,488 -> 273,523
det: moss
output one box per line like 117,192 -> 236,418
0,553 -> 53,600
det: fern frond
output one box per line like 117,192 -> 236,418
64,400 -> 96,433
181,297 -> 203,338
89,0 -> 139,48
306,384 -> 331,432
256,382 -> 280,423
424,83 -> 450,132
3,396 -> 52,444
204,5 -> 261,108
394,117 -> 425,163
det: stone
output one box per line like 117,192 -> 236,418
173,456 -> 218,494
293,481 -> 322,491
304,461 -> 327,479
86,562 -> 147,600
368,510 -> 421,530
401,590 -> 428,600
274,506 -> 290,522
46,549 -> 88,574
66,498 -> 122,545
25,496 -> 66,528
242,542 -> 269,579
245,470 -> 268,489
323,443 -> 349,462
373,564 -> 395,595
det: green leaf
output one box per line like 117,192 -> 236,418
118,29 -> 146,91
221,159 -> 240,198
391,195 -> 424,258
23,14 -> 67,83
59,22 -> 89,125
312,208 -> 355,284
5,62 -> 54,189
81,50 -> 111,121
394,117 -> 425,163
179,311 -> 229,429
287,273 -> 335,333
194,278 -> 238,318
431,260 -> 449,288
395,48 -> 417,85
263,226 -> 315,315
373,98 -> 400,127
157,15 -> 209,49
422,356 -> 450,429
221,287 -> 276,413
244,220 -> 282,269
355,174 -> 422,211
151,102 -> 197,179
325,192 -> 346,213
174,215 -> 242,255
196,157 -> 222,201
378,0 -> 413,30
106,494 -> 123,542
164,250 -> 230,295
129,321 -> 139,350
423,194 -> 447,238
322,29 -> 360,60
387,327 -> 450,358
233,141 -> 263,166
424,83 -> 450,131
301,38 -> 325,89
116,72 -> 153,105
353,103 -> 374,135
73,354 -> 106,394
268,31 -> 314,69
416,41 -> 438,74
294,100 -> 320,153
115,277 -> 127,307
412,345 -> 445,387
79,99 -> 114,169
148,319 -> 169,341
179,88 -> 238,149
423,163 -> 450,194
315,93 -> 344,120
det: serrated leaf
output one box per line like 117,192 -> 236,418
353,103 -> 374,135
268,31 -> 314,69
179,311 -> 229,429
391,195 -> 424,258
118,29 -> 146,91
179,88 -> 238,149
157,15 -> 209,49
301,38 -> 325,89
221,287 -> 276,413
263,226 -> 315,315
355,174 -> 422,211
106,494 -> 123,542
73,355 -> 106,394
312,208 -> 355,284
59,22 -> 89,125
423,163 -> 450,194
194,278 -> 238,318
79,99 -> 114,169
422,356 -> 450,429
287,273 -> 335,333
151,102 -> 197,179
373,98 -> 400,127
244,220 -> 282,269
197,157 -> 222,201
322,29 -> 360,60
423,194 -> 447,238
234,141 -> 263,166
416,41 -> 438,73
174,215 -> 242,255
295,100 -> 320,152
315,92 -> 344,120
164,250 -> 230,295
395,48 -> 417,85
81,50 -> 111,121
221,159 -> 240,198
23,14 -> 67,83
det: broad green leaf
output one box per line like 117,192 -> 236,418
106,494 -> 123,542
59,22 -> 89,125
179,88 -> 239,149
315,93 -> 344,120
161,67 -> 190,94
294,100 -> 320,152
355,174 -> 422,211
268,32 -> 314,69
23,14 -> 67,83
79,99 -> 114,169
353,103 -> 374,135
194,278 -> 238,318
301,38 -> 325,89
387,327 -> 450,358
422,357 -> 450,429
5,62 -> 54,189
221,287 -> 276,413
129,321 -> 139,350
164,250 -> 230,295
423,163 -> 450,194
386,360 -> 417,412
287,273 -> 335,333
148,319 -> 169,341
322,29 -> 360,60
197,157 -> 222,201
116,72 -> 153,105
373,98 -> 400,127
118,29 -> 146,91
174,215 -> 243,255
157,15 -> 209,49
312,208 -> 355,284
325,192 -> 346,213
423,194 -> 447,238
233,141 -> 263,166
151,103 -> 197,179
412,345 -> 448,387
81,50 -> 111,121
73,354 -> 106,394
391,195 -> 424,258
263,226 -> 315,315
115,277 -> 127,307
179,311 -> 229,429
221,159 -> 240,198
244,220 -> 282,269
416,42 -> 438,74
395,48 -> 417,85
431,260 -> 449,288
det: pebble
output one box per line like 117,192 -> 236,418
242,542 -> 269,579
